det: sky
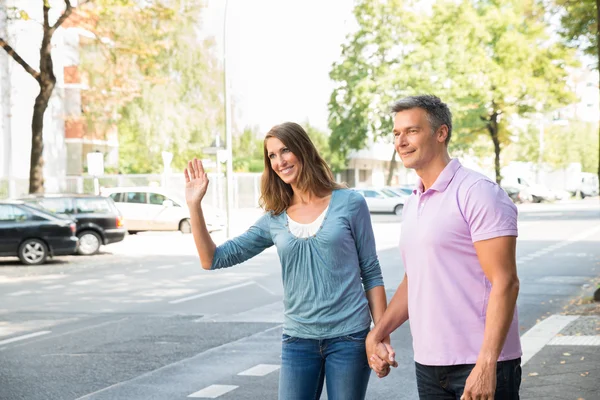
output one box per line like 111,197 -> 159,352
201,0 -> 357,133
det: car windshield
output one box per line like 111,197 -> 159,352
380,188 -> 400,197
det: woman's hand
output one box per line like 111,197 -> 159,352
184,158 -> 209,207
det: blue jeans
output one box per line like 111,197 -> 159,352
415,358 -> 522,400
278,328 -> 371,400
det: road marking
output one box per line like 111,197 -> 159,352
169,282 -> 254,304
7,290 -> 31,296
45,285 -> 65,290
520,315 -> 579,365
187,385 -> 238,398
252,280 -> 277,296
157,264 -> 175,269
182,261 -> 195,266
0,331 -> 51,346
106,274 -> 127,280
548,336 -> 600,346
238,364 -> 280,376
133,269 -> 149,274
72,279 -> 99,286
74,324 -> 282,400
517,224 -> 600,265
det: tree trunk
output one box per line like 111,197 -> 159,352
29,87 -> 53,193
386,148 -> 397,186
29,11 -> 57,194
486,112 -> 502,184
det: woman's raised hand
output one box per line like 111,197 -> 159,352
184,158 -> 209,207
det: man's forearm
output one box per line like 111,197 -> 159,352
477,277 -> 520,364
370,276 -> 409,341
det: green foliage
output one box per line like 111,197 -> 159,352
233,126 -> 264,173
555,0 -> 598,67
304,122 -> 346,173
79,0 -> 224,174
329,0 -> 579,182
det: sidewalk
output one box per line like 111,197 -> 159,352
520,314 -> 600,400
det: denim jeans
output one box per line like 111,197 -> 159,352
415,358 -> 522,400
278,328 -> 371,400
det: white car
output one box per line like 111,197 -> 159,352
353,188 -> 405,215
100,187 -> 225,234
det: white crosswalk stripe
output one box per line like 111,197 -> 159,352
238,364 -> 280,377
188,385 -> 238,398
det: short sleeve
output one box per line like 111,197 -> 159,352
462,180 -> 518,243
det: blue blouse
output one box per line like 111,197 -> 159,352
210,188 -> 384,339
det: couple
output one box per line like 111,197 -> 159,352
184,95 -> 522,400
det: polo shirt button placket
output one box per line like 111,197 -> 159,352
418,198 -> 426,216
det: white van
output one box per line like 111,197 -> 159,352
100,187 -> 225,234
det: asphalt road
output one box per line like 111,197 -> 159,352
0,199 -> 599,400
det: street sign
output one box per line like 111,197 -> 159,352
87,152 -> 104,176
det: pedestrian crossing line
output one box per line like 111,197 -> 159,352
0,330 -> 51,346
517,224 -> 600,266
72,279 -> 100,286
7,290 -> 32,296
105,274 -> 127,280
133,269 -> 149,274
169,282 -> 254,304
157,264 -> 175,269
45,285 -> 65,290
238,364 -> 280,377
548,335 -> 600,346
187,384 -> 238,398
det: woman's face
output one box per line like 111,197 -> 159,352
266,137 -> 301,185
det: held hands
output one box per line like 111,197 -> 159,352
184,158 -> 209,207
366,333 -> 398,378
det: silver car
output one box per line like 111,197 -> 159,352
101,187 -> 225,234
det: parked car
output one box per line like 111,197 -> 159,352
100,186 -> 225,234
353,188 -> 405,215
385,186 -> 414,198
502,185 -> 533,204
20,194 -> 126,255
0,200 -> 78,265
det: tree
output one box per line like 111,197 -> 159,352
555,0 -> 600,191
329,0 -> 429,181
233,126 -> 264,173
78,0 -> 224,174
329,0 -> 578,184
425,0 -> 578,183
1,0 -> 90,193
304,122 -> 346,173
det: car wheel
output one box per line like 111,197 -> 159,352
18,239 -> 48,265
179,219 -> 192,234
394,205 -> 403,216
77,230 -> 101,255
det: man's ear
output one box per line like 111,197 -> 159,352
437,125 -> 449,143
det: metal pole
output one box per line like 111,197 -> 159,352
223,0 -> 234,238
0,4 -> 13,198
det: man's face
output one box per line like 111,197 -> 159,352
393,108 -> 446,170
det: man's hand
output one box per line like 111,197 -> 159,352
366,332 -> 398,378
460,362 -> 496,400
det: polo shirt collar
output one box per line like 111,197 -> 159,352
415,158 -> 461,194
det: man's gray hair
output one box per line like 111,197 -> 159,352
391,95 -> 453,145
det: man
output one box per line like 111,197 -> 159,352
367,95 -> 522,399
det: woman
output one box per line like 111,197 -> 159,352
184,122 -> 393,400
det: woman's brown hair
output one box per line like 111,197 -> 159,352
259,122 -> 344,214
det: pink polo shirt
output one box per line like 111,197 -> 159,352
400,159 -> 522,366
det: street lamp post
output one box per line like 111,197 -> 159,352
223,0 -> 234,238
